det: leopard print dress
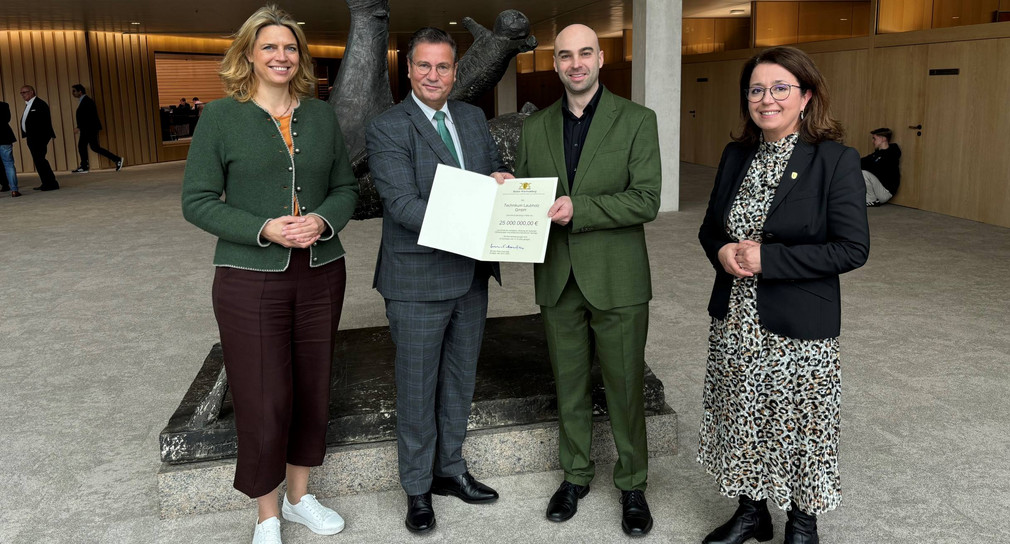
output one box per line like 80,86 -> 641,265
697,133 -> 842,515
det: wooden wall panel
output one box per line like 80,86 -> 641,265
715,18 -> 753,50
684,18 -> 751,56
799,2 -> 857,42
877,0 -> 934,32
932,0 -> 998,26
808,49 -> 871,152
853,2 -> 874,35
755,2 -> 800,47
0,31 -> 90,175
684,19 -> 717,55
87,31 -> 160,168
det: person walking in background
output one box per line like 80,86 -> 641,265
697,46 -> 869,544
19,85 -> 59,191
513,23 -> 662,537
71,84 -> 123,173
861,127 -> 901,206
1,100 -> 21,197
182,6 -> 359,543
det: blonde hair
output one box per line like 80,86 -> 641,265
220,5 -> 315,102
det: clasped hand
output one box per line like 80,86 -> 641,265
262,215 -> 324,248
717,240 -> 762,278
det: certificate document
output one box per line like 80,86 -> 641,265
418,164 -> 558,263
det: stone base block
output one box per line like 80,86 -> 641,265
158,408 -> 676,519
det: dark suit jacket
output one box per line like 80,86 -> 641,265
0,102 -> 16,145
515,87 -> 661,310
76,95 -> 103,133
699,138 -> 870,340
365,95 -> 504,302
22,97 -> 56,144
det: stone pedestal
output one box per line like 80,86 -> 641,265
158,314 -> 677,518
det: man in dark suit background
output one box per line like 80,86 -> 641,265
1,100 -> 20,197
71,84 -> 123,173
365,27 -> 512,534
19,85 -> 59,191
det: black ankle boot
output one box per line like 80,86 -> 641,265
703,496 -> 773,544
784,505 -> 819,544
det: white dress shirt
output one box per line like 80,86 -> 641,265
410,92 -> 465,170
21,96 -> 35,133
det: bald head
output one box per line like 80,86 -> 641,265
554,24 -> 600,56
553,24 -> 603,99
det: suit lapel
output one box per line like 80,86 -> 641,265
722,145 -> 759,225
543,101 -> 569,196
571,89 -> 617,195
767,138 -> 815,217
403,95 -> 459,167
448,101 -> 478,170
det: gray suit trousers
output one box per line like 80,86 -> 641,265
385,273 -> 489,495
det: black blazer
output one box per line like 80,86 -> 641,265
22,98 -> 56,143
76,95 -> 103,133
0,102 -> 16,145
699,138 -> 870,340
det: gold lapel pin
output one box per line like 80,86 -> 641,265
790,172 -> 798,179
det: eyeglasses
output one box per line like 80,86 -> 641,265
410,60 -> 453,77
744,84 -> 802,102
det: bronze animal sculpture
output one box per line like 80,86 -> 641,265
328,1 -> 538,219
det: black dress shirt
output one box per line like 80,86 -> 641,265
562,85 -> 604,189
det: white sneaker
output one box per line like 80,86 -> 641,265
282,493 -> 345,535
252,516 -> 282,544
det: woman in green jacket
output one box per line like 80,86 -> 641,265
181,6 -> 358,544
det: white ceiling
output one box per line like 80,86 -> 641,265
0,0 -> 752,48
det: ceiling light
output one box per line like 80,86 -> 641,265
730,9 -> 745,14
449,21 -> 458,25
130,21 -> 141,25
296,21 -> 306,25
840,18 -> 848,20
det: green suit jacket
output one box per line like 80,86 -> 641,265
515,88 -> 662,310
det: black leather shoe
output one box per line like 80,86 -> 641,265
703,496 -> 773,544
784,504 -> 819,544
621,490 -> 653,537
546,481 -> 589,522
404,492 -> 436,533
33,186 -> 43,190
431,471 -> 499,504
40,185 -> 59,191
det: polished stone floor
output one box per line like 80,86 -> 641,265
0,161 -> 1007,543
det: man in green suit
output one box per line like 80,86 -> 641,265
513,23 -> 662,537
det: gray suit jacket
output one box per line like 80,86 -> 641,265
366,96 -> 504,302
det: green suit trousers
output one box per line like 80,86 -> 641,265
541,273 -> 649,491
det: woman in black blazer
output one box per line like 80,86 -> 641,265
696,47 -> 869,544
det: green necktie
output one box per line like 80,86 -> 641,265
433,110 -> 459,164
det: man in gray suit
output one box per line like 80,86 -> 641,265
365,27 -> 513,534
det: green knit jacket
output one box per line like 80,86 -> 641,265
182,97 -> 359,271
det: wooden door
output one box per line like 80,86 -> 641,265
920,39 -> 1010,226
868,44 -> 927,208
680,62 -> 702,164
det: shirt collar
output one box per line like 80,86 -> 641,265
410,91 -> 452,124
562,84 -> 604,120
24,96 -> 36,109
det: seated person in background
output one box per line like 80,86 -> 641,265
176,97 -> 192,115
861,127 -> 901,206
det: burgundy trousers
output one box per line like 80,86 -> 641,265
212,250 -> 346,498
